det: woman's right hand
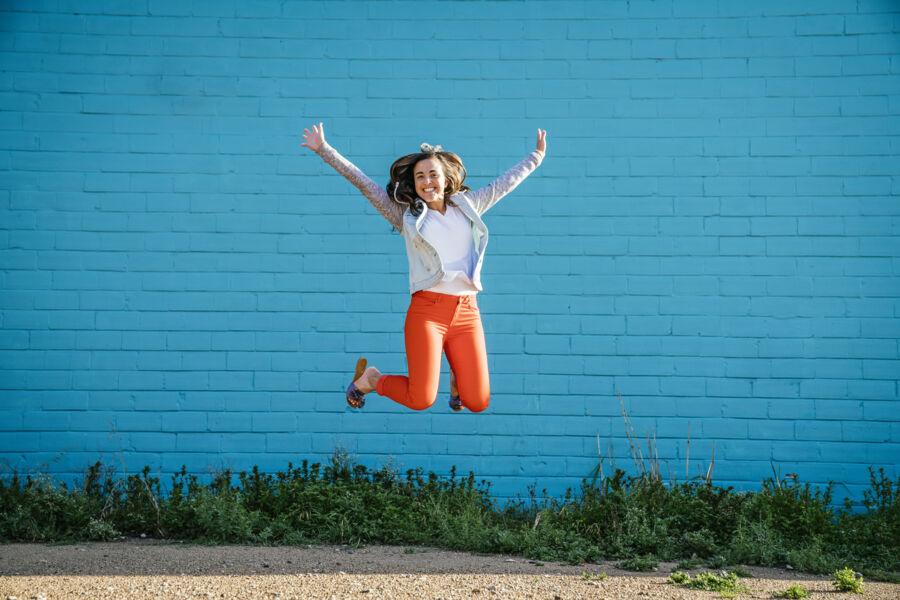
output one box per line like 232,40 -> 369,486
301,121 -> 326,152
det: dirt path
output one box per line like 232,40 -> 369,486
0,539 -> 897,599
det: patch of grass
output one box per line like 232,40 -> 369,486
668,570 -> 750,599
580,569 -> 607,581
681,527 -> 721,558
784,537 -> 838,574
729,565 -> 753,578
706,554 -> 728,568
617,555 -> 658,572
832,566 -> 864,594
774,584 -> 809,599
861,568 -> 900,584
0,407 -> 897,585
668,570 -> 690,584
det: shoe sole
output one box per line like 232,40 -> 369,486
346,357 -> 368,408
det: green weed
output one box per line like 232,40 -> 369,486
668,570 -> 749,599
775,584 -> 809,599
668,570 -> 690,584
580,570 -> 607,580
0,408 -> 897,585
832,566 -> 864,594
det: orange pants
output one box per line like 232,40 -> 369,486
375,290 -> 490,412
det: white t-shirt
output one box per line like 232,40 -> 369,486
419,203 -> 478,295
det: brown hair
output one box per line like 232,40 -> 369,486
385,144 -> 471,217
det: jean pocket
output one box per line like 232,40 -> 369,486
411,293 -> 439,306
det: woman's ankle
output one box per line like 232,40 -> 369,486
368,368 -> 382,390
356,367 -> 381,394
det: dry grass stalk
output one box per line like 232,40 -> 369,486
596,391 -> 718,488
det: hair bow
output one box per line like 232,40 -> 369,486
420,142 -> 443,153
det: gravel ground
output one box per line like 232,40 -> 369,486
1,539 -> 897,600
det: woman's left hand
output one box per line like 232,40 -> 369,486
535,128 -> 547,156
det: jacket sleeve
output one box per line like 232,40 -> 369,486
313,141 -> 404,232
469,150 -> 544,216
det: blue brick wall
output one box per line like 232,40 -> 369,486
1,0 -> 898,510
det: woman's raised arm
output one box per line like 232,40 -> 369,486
302,122 -> 403,232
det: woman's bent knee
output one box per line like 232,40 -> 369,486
464,395 -> 490,413
407,392 -> 437,411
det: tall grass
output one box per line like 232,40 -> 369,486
1,403 -> 897,583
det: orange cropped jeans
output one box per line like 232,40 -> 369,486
375,289 -> 490,412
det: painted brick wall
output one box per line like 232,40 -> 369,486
1,0 -> 898,509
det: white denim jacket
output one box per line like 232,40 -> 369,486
313,141 -> 544,294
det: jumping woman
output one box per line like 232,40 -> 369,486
301,123 -> 547,412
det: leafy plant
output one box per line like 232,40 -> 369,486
668,570 -> 690,584
668,570 -> 749,599
832,566 -> 864,594
0,413 -> 897,586
775,584 -> 809,599
580,570 -> 607,580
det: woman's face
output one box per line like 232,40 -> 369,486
414,158 -> 446,201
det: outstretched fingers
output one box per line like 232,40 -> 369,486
535,128 -> 547,154
301,122 -> 326,150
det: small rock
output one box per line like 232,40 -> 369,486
140,533 -> 146,539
